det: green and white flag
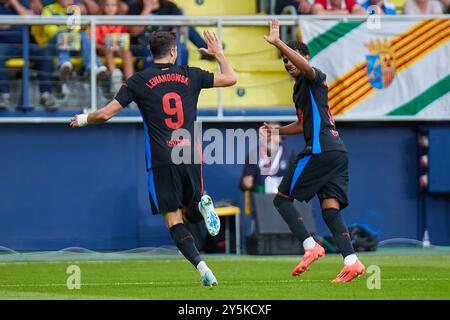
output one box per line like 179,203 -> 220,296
299,18 -> 450,118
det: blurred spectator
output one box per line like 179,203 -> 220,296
115,0 -> 130,13
31,0 -> 131,15
78,0 -> 130,14
41,0 -> 107,91
297,0 -> 314,13
360,0 -> 397,14
275,0 -> 297,13
240,123 -> 296,194
275,0 -> 313,14
96,0 -> 134,93
30,0 -> 42,12
128,0 -> 212,67
0,0 -> 56,109
31,0 -> 94,14
80,0 -> 100,13
403,0 -> 444,13
312,0 -> 367,14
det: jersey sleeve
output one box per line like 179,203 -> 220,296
114,81 -> 136,108
189,67 -> 215,90
309,67 -> 327,86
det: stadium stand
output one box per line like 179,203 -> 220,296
172,0 -> 258,15
185,27 -> 292,108
0,0 -> 447,110
173,0 -> 292,108
3,0 -> 293,109
389,0 -> 407,12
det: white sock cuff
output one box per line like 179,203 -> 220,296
344,254 -> 358,266
302,237 -> 317,250
196,261 -> 209,275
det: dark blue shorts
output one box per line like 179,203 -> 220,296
148,164 -> 203,215
278,151 -> 349,209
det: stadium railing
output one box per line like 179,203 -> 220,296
0,14 -> 448,123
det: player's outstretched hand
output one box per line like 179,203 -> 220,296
264,18 -> 280,45
70,114 -> 88,128
259,122 -> 276,137
199,30 -> 223,58
70,116 -> 79,128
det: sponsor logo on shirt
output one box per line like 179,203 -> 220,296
166,138 -> 191,148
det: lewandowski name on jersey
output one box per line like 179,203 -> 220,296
146,73 -> 190,89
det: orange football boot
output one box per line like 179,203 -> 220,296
331,260 -> 366,283
292,243 -> 325,276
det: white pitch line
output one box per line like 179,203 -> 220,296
0,278 -> 449,288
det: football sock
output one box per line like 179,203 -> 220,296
302,236 -> 317,250
169,223 -> 202,268
196,261 -> 210,276
273,195 -> 311,244
322,208 -> 355,258
344,254 -> 358,266
185,202 -> 203,224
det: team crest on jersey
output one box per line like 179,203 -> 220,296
364,39 -> 396,89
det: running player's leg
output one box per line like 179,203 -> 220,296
149,165 -> 217,286
183,164 -> 220,236
275,191 -> 325,276
317,152 -> 365,283
164,209 -> 217,286
320,198 -> 365,283
184,197 -> 220,237
321,198 -> 355,264
273,192 -> 315,251
275,155 -> 325,276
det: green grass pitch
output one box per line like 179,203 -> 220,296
1,251 -> 449,299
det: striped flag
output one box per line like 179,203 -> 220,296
299,18 -> 450,118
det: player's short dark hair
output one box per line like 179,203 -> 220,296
149,31 -> 177,59
287,41 -> 310,57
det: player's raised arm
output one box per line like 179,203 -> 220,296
264,19 -> 315,81
70,99 -> 123,128
199,30 -> 237,87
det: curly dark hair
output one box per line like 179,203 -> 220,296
287,41 -> 310,57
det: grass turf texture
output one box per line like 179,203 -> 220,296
1,252 -> 449,299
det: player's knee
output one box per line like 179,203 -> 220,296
164,210 -> 184,228
273,193 -> 293,209
166,219 -> 183,229
321,198 -> 340,210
